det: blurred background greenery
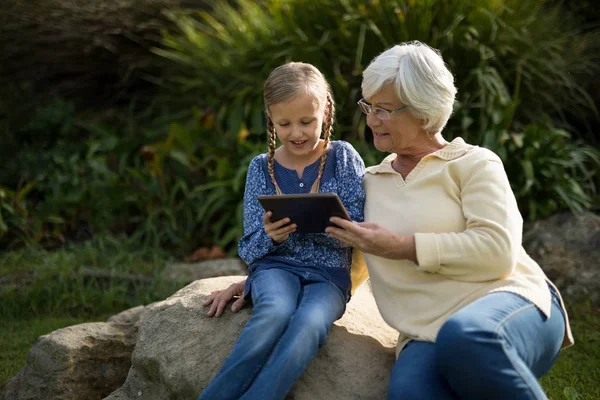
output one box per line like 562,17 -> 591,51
1,0 -> 599,255
1,0 -> 599,395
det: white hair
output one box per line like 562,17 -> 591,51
362,41 -> 457,134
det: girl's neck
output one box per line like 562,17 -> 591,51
275,139 -> 325,170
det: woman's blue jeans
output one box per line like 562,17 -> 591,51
198,268 -> 346,400
388,284 -> 567,400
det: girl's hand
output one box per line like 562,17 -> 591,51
264,211 -> 296,244
203,280 -> 247,317
326,217 -> 417,263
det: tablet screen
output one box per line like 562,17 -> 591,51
258,193 -> 350,233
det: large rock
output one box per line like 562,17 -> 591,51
104,276 -> 397,400
162,259 -> 247,283
523,211 -> 600,303
1,306 -> 148,400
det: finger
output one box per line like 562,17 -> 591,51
273,234 -> 290,244
329,217 -> 357,231
325,225 -> 348,239
326,227 -> 356,245
356,222 -> 380,230
274,224 -> 296,236
231,297 -> 247,312
213,297 -> 229,317
270,217 -> 292,230
325,225 -> 342,234
263,212 -> 273,225
206,297 -> 220,316
202,292 -> 217,306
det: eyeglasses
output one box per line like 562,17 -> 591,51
357,98 -> 410,120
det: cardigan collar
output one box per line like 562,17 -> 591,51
365,137 -> 476,175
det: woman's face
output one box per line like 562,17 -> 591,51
364,84 -> 424,154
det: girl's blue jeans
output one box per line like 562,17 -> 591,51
388,284 -> 567,400
198,268 -> 346,400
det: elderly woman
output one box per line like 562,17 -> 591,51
204,41 -> 573,399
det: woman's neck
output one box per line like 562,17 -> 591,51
392,134 -> 448,177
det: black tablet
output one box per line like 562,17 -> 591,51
258,193 -> 351,233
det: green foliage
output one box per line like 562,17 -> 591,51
155,0 -> 600,221
122,110 -> 262,253
157,0 -> 598,137
0,88 -> 262,253
498,122 -> 600,219
2,0 -> 599,253
0,183 -> 67,249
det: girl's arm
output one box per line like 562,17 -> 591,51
238,157 -> 290,264
203,279 -> 247,317
315,142 -> 366,248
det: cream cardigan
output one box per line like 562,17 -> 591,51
363,137 -> 574,355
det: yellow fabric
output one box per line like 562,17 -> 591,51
363,137 -> 574,356
350,248 -> 369,296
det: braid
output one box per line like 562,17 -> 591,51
266,117 -> 283,195
310,93 -> 334,194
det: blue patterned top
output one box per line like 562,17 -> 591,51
238,140 -> 366,299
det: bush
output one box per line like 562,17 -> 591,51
2,0 -> 599,253
157,0 -> 598,136
155,0 -> 600,222
0,92 -> 263,253
497,121 -> 600,219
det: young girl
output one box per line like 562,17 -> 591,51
198,62 -> 366,400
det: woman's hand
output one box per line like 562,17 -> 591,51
203,280 -> 248,317
326,217 -> 417,263
264,211 -> 296,244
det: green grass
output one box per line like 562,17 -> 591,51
540,302 -> 600,400
0,235 -> 181,320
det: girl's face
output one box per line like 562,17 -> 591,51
365,84 -> 424,154
269,92 -> 326,161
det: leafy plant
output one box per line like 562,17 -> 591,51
0,182 -> 67,249
499,122 -> 600,220
156,0 -> 600,218
157,0 -> 598,137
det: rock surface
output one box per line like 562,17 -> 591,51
2,277 -> 396,400
1,306 -> 148,400
162,259 -> 247,283
104,276 -> 396,400
523,211 -> 600,303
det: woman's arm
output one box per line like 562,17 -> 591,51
413,158 -> 521,282
326,219 -> 417,263
328,157 -> 522,283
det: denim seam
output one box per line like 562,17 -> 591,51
493,303 -> 541,400
241,272 -> 286,396
548,286 -> 567,322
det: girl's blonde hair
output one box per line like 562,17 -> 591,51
264,62 -> 335,195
